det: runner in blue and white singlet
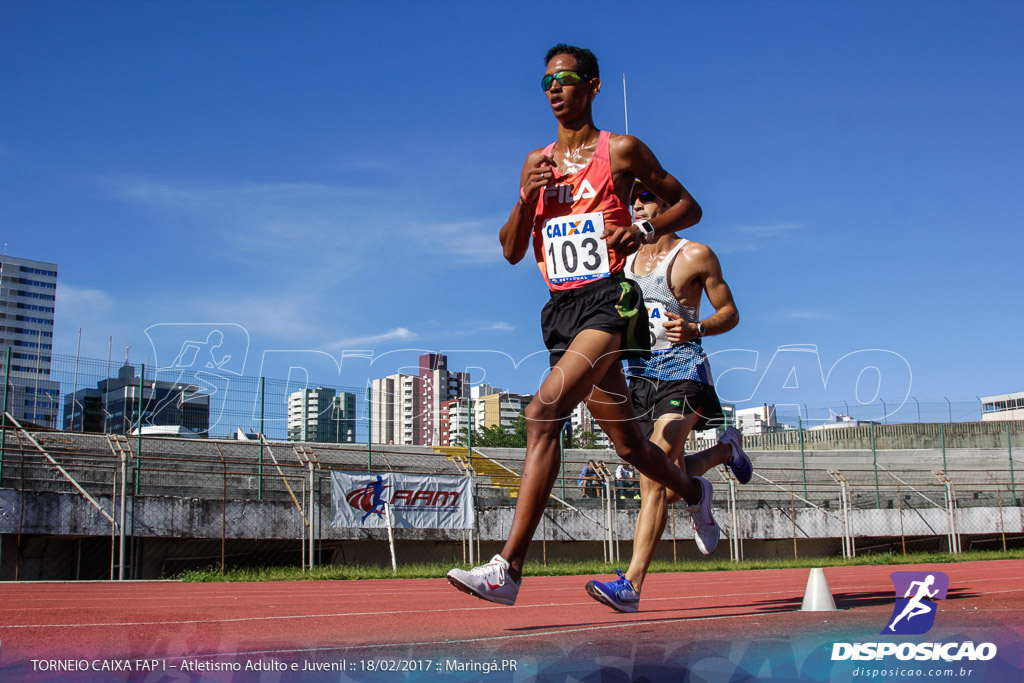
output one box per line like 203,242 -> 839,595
584,183 -> 754,613
625,239 -> 713,385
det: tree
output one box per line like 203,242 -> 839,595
452,415 -> 528,448
572,425 -> 602,449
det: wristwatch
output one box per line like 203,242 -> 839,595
695,321 -> 706,338
632,220 -> 655,244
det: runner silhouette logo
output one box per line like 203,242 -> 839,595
882,571 -> 949,635
346,475 -> 390,522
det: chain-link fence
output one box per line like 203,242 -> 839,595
1,422 -> 1020,580
16,353 -> 370,441
9,353 -> 1013,439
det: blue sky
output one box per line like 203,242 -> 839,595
2,0 -> 1021,423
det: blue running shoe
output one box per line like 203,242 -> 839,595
585,570 -> 640,613
719,427 -> 752,485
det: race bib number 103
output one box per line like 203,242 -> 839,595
543,212 -> 610,284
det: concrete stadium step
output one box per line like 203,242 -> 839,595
432,446 -> 521,497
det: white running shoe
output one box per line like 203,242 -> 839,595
447,555 -> 520,605
687,476 -> 719,555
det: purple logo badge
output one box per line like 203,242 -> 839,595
882,571 -> 949,635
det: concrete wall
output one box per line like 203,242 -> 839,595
3,487 -> 1022,579
732,420 -> 1024,451
5,489 -> 1022,544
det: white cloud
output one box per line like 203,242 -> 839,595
776,310 -> 839,321
327,327 -> 418,349
446,321 -> 516,336
93,175 -> 377,277
716,222 -> 804,253
57,284 -> 114,314
394,217 -> 507,265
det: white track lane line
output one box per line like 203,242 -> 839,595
3,583 -> 1023,631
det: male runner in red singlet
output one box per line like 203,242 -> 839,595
447,44 -> 713,605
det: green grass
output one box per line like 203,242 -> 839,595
178,548 -> 1024,583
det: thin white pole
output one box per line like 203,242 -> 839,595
300,478 -> 306,570
72,328 -> 81,430
309,461 -> 315,569
384,503 -> 397,573
119,444 -> 126,580
622,74 -> 629,135
104,337 -> 111,433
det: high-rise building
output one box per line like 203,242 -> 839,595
370,353 -> 471,446
439,397 -> 471,447
371,373 -> 420,445
417,353 -> 469,446
0,255 -> 60,428
287,387 -> 356,443
473,389 -> 529,433
437,388 -> 532,447
570,402 -> 610,448
63,364 -> 210,436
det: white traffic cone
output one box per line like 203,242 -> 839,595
800,567 -> 837,611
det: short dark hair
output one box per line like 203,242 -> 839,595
544,44 -> 599,80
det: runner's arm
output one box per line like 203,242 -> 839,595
604,135 -> 702,253
499,150 -> 556,264
663,245 -> 739,343
696,246 -> 739,337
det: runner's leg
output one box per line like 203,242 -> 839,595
624,412 -> 700,594
662,441 -> 734,504
585,368 -> 703,506
498,328 -> 631,579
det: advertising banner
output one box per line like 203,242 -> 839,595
330,471 -> 475,530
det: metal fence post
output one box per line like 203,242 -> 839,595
258,376 -> 265,500
135,364 -> 144,494
120,445 -> 128,580
871,422 -> 880,508
790,491 -> 798,560
1008,423 -> 1016,502
0,347 -> 10,487
366,386 -> 372,471
559,435 -> 565,500
938,472 -> 960,554
798,416 -> 807,499
308,460 -> 315,569
940,422 -> 947,472
727,476 -> 739,562
598,479 -> 606,565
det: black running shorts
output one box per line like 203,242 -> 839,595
628,377 -> 725,438
541,274 -> 651,368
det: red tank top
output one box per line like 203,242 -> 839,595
531,130 -> 632,291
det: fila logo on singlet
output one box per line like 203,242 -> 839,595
543,179 -> 597,204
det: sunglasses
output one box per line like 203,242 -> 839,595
633,191 -> 656,203
541,70 -> 589,92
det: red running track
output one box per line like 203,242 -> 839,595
0,559 -> 1022,682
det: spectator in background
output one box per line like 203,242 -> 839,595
578,460 -> 600,498
615,462 -> 637,499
